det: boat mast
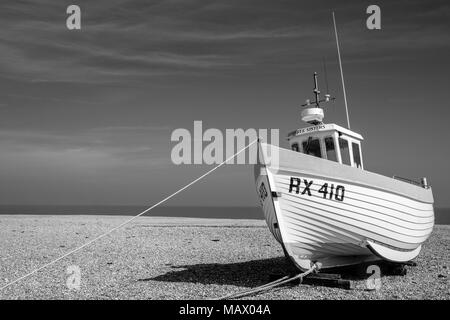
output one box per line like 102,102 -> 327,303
301,73 -> 335,125
332,12 -> 351,130
313,72 -> 320,107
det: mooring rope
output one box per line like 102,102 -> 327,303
0,139 -> 259,292
215,263 -> 320,300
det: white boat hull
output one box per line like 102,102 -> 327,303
255,143 -> 434,270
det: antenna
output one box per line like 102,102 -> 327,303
300,72 -> 335,125
301,72 -> 335,108
322,57 -> 332,105
323,57 -> 329,94
313,72 -> 320,107
332,12 -> 351,130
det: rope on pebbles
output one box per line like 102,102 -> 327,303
214,263 -> 320,300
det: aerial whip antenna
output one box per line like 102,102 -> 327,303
322,57 -> 329,94
332,12 -> 351,130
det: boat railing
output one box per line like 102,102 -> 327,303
393,175 -> 428,188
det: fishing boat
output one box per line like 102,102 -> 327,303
254,71 -> 434,271
254,13 -> 434,271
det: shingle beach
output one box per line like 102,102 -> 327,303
0,215 -> 448,300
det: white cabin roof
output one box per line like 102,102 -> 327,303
287,123 -> 363,141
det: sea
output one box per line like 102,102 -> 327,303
0,205 -> 264,220
0,205 -> 448,224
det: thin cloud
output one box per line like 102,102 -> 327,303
0,126 -> 172,167
1,0 -> 447,84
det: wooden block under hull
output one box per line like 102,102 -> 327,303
302,274 -> 355,290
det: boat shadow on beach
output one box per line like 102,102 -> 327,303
140,257 -> 294,288
140,257 -> 408,288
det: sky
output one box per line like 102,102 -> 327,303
0,0 -> 449,208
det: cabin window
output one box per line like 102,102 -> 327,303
302,138 -> 322,158
339,138 -> 351,165
324,136 -> 337,162
352,142 -> 362,168
291,143 -> 299,152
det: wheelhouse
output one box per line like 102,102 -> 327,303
287,123 -> 364,169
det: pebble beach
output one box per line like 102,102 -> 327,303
0,215 -> 448,300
